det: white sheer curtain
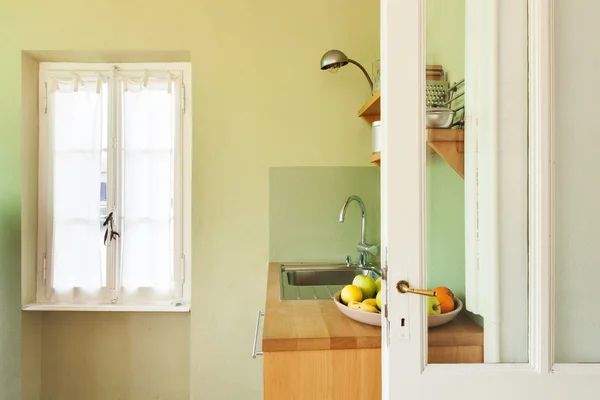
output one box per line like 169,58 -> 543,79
50,77 -> 107,300
119,77 -> 175,299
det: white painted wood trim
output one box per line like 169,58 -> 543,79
380,0 -> 427,397
181,63 -> 193,303
383,0 -> 600,392
528,0 -> 554,374
463,0 -> 502,363
22,303 -> 190,312
423,363 -> 536,376
483,0 -> 500,363
463,0 -> 480,317
33,61 -> 193,306
37,66 -> 50,303
551,364 -> 600,374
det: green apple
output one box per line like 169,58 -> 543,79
376,290 -> 382,310
352,275 -> 377,299
375,277 -> 382,293
427,296 -> 441,316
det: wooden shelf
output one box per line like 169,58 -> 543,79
369,152 -> 381,167
427,128 -> 464,179
356,90 -> 464,178
357,90 -> 381,126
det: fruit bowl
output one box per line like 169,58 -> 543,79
428,297 -> 463,328
333,291 -> 382,327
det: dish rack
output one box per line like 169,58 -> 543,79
426,79 -> 465,129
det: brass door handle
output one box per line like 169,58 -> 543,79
396,280 -> 437,297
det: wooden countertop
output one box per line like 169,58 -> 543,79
262,262 -> 483,353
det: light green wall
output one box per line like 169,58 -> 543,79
270,167 -> 380,263
426,156 -> 465,298
0,0 -> 379,399
0,196 -> 21,400
426,0 -> 465,85
0,9 -> 24,396
425,0 -> 467,301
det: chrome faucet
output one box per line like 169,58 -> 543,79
338,195 -> 378,267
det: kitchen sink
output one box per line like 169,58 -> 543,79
286,268 -> 379,286
279,263 -> 381,301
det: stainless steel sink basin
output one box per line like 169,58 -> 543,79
279,263 -> 381,301
286,269 -> 378,286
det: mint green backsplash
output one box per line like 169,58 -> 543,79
270,167 -> 380,264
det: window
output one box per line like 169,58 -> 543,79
33,62 -> 192,310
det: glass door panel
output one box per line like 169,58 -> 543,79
424,0 -> 529,364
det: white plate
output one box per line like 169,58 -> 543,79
333,291 -> 463,328
428,297 -> 463,328
332,291 -> 382,327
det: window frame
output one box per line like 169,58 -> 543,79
25,61 -> 192,312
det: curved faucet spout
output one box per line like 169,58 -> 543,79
338,195 -> 367,249
339,195 -> 366,221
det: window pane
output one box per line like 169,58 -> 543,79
120,80 -> 175,293
51,81 -> 107,293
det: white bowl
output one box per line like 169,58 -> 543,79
333,291 -> 463,328
428,297 -> 463,328
332,291 -> 382,327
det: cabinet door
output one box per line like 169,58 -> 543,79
264,349 -> 381,400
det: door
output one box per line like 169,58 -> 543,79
381,0 -> 600,398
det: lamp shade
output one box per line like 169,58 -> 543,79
320,49 -> 349,70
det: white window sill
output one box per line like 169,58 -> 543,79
22,303 -> 191,313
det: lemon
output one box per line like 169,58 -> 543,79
376,291 -> 382,310
341,285 -> 363,304
362,298 -> 378,308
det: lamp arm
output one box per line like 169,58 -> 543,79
348,59 -> 374,93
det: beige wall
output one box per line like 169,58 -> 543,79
41,313 -> 189,399
2,0 -> 379,398
21,312 -> 42,400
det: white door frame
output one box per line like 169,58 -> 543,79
382,0 -> 600,398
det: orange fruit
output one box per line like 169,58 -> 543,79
434,286 -> 454,299
435,292 -> 455,314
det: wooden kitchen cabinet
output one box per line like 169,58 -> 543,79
261,263 -> 483,399
264,348 -> 381,400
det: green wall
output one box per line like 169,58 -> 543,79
270,166 -> 380,263
0,196 -> 21,400
0,28 -> 24,400
426,156 -> 465,298
0,0 -> 379,398
425,0 -> 467,301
